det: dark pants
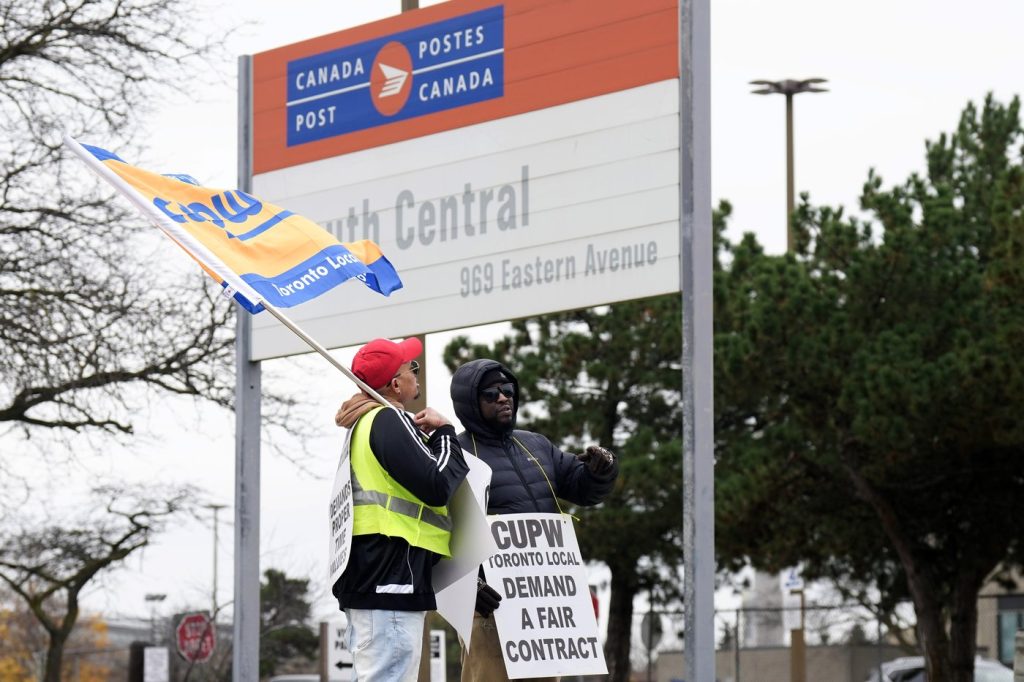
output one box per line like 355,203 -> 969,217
460,613 -> 559,682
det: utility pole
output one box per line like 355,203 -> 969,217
206,503 -> 228,621
734,609 -> 742,682
788,588 -> 807,682
144,593 -> 167,643
750,78 -> 828,252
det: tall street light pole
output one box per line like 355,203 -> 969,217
751,79 -> 826,682
206,503 -> 228,621
750,78 -> 828,252
144,593 -> 167,643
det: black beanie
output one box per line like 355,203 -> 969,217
479,368 -> 507,388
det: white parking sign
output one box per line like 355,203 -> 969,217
323,616 -> 353,682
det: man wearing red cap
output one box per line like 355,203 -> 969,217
333,337 -> 469,681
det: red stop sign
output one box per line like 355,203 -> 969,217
176,612 -> 216,663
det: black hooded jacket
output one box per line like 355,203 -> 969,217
450,359 -> 617,514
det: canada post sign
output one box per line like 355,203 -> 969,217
286,6 -> 504,146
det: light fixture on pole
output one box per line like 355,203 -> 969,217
750,78 -> 828,252
144,593 -> 167,643
205,503 -> 228,622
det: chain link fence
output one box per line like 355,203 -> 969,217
631,603 -> 912,682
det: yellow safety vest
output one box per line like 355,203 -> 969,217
350,407 -> 453,557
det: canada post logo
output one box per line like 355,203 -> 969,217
286,5 -> 504,146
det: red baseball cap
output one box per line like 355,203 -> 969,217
352,337 -> 423,389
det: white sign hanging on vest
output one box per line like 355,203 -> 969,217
482,512 -> 607,678
433,457 -> 498,652
328,430 -> 354,587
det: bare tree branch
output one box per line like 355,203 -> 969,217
0,484 -> 197,682
0,0 -> 309,453
0,0 -> 236,440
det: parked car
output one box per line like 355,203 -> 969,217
865,656 -> 1013,682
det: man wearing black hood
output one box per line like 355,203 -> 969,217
450,358 -> 618,682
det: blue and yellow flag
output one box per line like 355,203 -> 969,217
68,139 -> 402,313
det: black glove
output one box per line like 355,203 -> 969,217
581,445 -> 615,476
475,579 -> 502,618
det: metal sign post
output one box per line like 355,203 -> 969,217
233,54 -> 262,682
679,0 -> 714,680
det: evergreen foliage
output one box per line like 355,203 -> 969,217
447,95 -> 1024,682
259,569 -> 318,679
715,95 -> 1024,682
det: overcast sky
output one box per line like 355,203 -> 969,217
70,0 -> 1024,630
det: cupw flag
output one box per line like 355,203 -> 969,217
65,137 -> 402,313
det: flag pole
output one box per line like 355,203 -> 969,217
258,302 -> 392,407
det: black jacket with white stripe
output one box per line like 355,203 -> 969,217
332,408 -> 468,611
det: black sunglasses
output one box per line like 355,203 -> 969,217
392,360 -> 420,380
479,382 -> 515,403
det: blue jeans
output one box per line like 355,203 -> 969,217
345,608 -> 426,681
